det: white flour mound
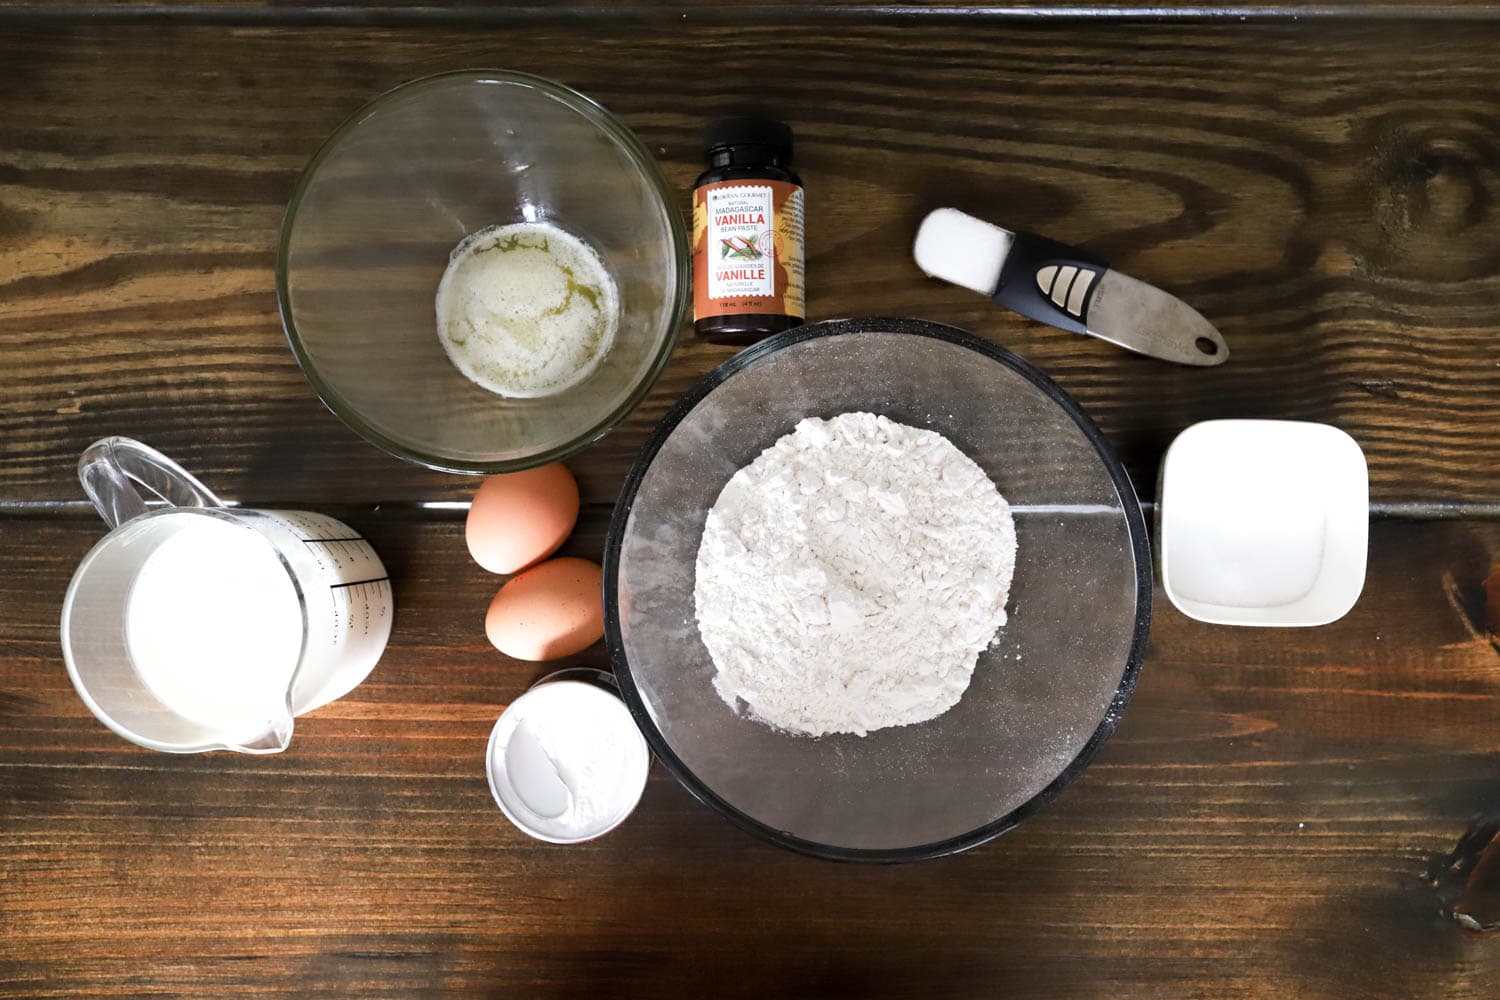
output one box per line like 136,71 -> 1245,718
694,412 -> 1017,737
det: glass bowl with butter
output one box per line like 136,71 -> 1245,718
277,71 -> 688,473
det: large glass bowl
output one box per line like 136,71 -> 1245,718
277,71 -> 688,473
605,318 -> 1151,861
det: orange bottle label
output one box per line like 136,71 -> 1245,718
692,179 -> 804,321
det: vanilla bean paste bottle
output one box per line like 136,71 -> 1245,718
691,117 -> 805,343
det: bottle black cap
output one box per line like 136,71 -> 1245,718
703,116 -> 793,158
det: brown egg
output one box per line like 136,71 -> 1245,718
485,557 -> 605,661
466,464 -> 580,574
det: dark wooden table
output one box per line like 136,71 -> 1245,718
4,2 -> 1500,997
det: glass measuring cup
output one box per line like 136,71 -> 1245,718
60,437 -> 394,754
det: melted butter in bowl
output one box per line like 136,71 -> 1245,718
436,222 -> 620,398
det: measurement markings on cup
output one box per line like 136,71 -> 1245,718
301,535 -> 378,562
327,578 -> 390,639
294,531 -> 391,640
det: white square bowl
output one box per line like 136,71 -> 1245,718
1159,420 -> 1368,627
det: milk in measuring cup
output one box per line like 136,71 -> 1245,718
62,436 -> 394,753
124,513 -> 302,741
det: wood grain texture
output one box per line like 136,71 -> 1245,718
3,21 -> 1500,507
5,8 -> 1500,998
8,0 -> 1500,19
5,1 -> 1500,18
3,511 -> 1499,997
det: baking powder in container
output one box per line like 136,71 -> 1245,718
486,675 -> 649,843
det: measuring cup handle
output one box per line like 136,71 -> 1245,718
78,437 -> 224,530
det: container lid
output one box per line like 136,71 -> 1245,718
703,116 -> 793,157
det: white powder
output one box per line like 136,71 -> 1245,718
694,412 -> 1017,737
436,222 -> 619,398
1169,504 -> 1327,608
487,681 -> 649,842
1166,469 -> 1328,608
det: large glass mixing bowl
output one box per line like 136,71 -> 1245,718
277,71 -> 688,473
605,318 -> 1151,861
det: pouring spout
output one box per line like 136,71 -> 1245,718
232,716 -> 295,754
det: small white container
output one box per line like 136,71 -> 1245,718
1159,420 -> 1368,627
486,669 -> 650,844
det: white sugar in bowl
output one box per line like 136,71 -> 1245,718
1159,419 -> 1368,628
